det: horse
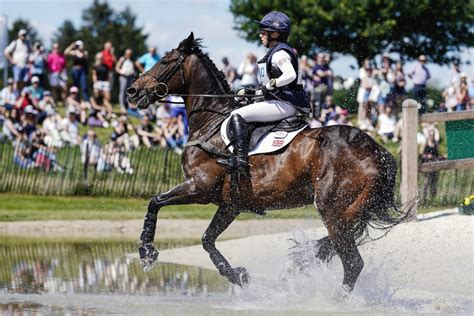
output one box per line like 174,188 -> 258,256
126,32 -> 408,293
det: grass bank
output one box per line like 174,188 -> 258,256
0,193 -> 318,221
0,193 -> 449,222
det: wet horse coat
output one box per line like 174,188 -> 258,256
127,33 -> 407,292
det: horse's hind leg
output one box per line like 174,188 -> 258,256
202,206 -> 249,286
330,229 -> 364,293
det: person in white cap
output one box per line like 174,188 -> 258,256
3,29 -> 32,93
65,40 -> 89,101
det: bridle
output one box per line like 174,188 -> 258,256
136,49 -> 260,109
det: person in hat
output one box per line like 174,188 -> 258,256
217,11 -> 309,173
15,87 -> 34,114
65,86 -> 87,124
47,43 -> 68,102
3,29 -> 32,93
0,78 -> 18,111
27,76 -> 45,107
408,54 -> 431,114
65,40 -> 89,101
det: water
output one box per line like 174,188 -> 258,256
0,237 -> 233,315
1,214 -> 472,315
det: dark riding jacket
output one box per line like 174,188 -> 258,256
258,42 -> 310,113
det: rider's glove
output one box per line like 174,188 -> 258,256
259,78 -> 277,96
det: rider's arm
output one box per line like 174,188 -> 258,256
268,50 -> 297,89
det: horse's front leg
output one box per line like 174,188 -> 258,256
202,206 -> 249,286
139,179 -> 200,270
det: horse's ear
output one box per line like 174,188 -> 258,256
178,32 -> 195,53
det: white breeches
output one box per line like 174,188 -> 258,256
224,100 -> 296,131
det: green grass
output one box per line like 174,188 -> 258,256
0,193 -> 451,222
0,193 -> 317,221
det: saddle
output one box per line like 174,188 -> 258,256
247,116 -> 308,152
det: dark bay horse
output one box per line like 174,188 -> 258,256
126,33 -> 407,293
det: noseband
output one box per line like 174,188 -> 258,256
138,53 -> 187,105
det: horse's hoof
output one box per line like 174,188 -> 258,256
232,267 -> 250,287
333,284 -> 352,301
139,244 -> 159,272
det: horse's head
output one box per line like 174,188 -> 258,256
126,32 -> 198,109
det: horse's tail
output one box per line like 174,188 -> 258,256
354,148 -> 414,245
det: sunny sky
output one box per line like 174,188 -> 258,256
2,0 -> 473,88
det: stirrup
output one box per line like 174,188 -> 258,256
217,156 -> 249,173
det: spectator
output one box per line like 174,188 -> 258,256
376,106 -> 397,143
325,112 -> 339,126
3,29 -> 31,93
47,43 -> 67,102
61,110 -> 81,145
101,41 -> 116,88
237,53 -> 258,88
420,129 -> 442,204
112,114 -> 139,151
13,128 -> 34,168
356,59 -> 376,130
31,128 -> 59,172
65,86 -> 87,125
27,76 -> 44,107
23,105 -> 38,139
320,95 -> 341,124
81,129 -> 101,167
0,106 -> 6,142
136,115 -> 165,149
29,42 -> 47,87
455,74 -> 469,111
2,107 -> 22,141
299,55 -> 314,95
221,57 -> 237,89
65,40 -> 89,101
386,61 -> 407,114
0,78 -> 18,111
89,90 -> 112,127
15,88 -> 33,114
135,46 -> 160,73
97,133 -> 133,174
311,53 -> 333,118
92,53 -> 112,104
42,108 -> 64,147
338,109 -> 352,126
442,78 -> 458,112
36,90 -> 56,125
449,59 -> 462,86
115,48 -> 136,113
408,54 -> 431,114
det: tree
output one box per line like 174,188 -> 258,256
8,18 -> 41,45
229,0 -> 474,64
52,20 -> 77,50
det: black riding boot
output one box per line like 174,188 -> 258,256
218,114 -> 249,173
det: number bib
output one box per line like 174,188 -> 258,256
257,61 -> 269,85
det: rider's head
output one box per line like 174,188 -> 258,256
256,11 -> 291,48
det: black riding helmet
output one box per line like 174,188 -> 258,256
255,11 -> 291,35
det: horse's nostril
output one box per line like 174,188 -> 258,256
126,87 -> 137,97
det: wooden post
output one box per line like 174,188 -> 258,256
401,99 -> 419,219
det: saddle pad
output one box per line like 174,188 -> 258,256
220,120 -> 308,156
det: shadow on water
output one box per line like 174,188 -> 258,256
0,237 -> 232,315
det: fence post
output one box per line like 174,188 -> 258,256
401,99 -> 419,219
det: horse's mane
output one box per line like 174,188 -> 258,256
179,37 -> 232,95
177,35 -> 236,139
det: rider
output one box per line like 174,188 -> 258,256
218,11 -> 309,172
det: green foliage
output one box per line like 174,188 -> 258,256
8,18 -> 41,45
229,0 -> 474,64
52,0 -> 148,66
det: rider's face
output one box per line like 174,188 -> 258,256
260,30 -> 269,47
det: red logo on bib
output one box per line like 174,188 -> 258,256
272,139 -> 284,147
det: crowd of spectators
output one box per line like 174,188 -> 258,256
1,28 -> 473,175
1,29 -> 188,174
